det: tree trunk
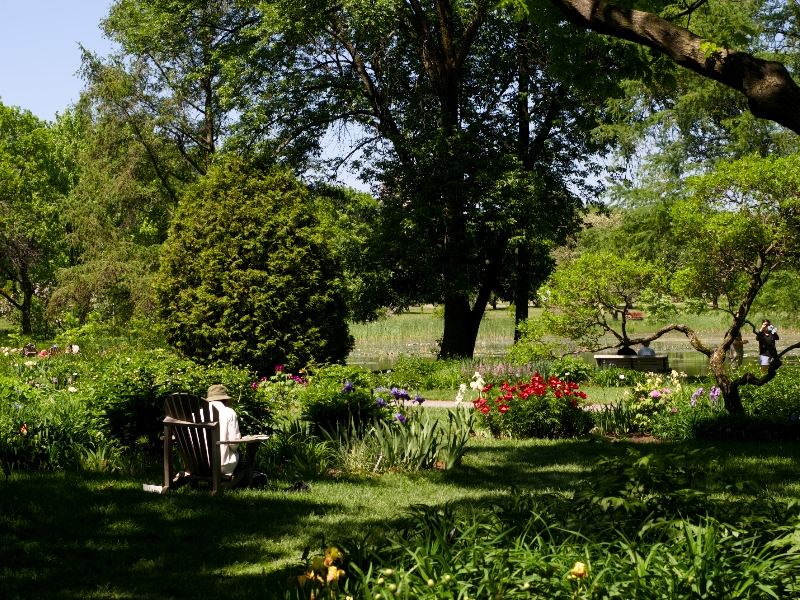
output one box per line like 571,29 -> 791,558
20,277 -> 33,336
440,295 -> 483,358
514,244 -> 530,342
708,347 -> 744,414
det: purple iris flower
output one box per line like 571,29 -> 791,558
375,397 -> 387,408
709,386 -> 721,406
414,393 -> 425,404
393,413 -> 407,424
342,381 -> 355,393
391,387 -> 411,401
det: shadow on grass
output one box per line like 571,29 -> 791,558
0,472 -> 366,599
2,438 -> 800,599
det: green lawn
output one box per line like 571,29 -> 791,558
3,437 -> 800,599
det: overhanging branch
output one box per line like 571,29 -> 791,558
547,0 -> 800,135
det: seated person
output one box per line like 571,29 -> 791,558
616,346 -> 637,355
638,342 -> 656,356
204,384 -> 242,476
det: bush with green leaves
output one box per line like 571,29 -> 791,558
0,347 -> 270,471
590,366 -> 646,387
80,349 -> 268,445
0,378 -> 105,470
739,366 -> 800,420
386,355 -> 440,389
550,355 -> 593,383
650,379 -> 800,442
300,364 -> 383,435
154,157 -> 353,375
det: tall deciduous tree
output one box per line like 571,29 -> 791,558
232,0 -> 632,357
0,103 -> 70,334
84,0 -> 255,176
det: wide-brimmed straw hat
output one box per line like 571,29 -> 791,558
206,384 -> 232,402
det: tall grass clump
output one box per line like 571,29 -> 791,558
276,446 -> 800,599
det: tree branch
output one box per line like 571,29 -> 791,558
546,0 -> 800,134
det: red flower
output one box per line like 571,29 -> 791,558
571,400 -> 578,406
480,405 -> 491,414
498,405 -> 509,413
482,383 -> 493,392
20,423 -> 27,435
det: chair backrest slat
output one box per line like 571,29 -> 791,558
164,392 -> 218,477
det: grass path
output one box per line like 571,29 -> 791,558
3,438 -> 800,599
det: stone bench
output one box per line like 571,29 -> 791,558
594,354 -> 669,372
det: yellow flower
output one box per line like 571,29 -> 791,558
324,545 -> 340,566
311,556 -> 325,571
569,561 -> 588,579
326,566 -> 345,582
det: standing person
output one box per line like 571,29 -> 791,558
728,332 -> 748,367
204,384 -> 242,476
758,320 -> 779,372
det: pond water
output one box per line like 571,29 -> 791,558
348,346 -> 800,377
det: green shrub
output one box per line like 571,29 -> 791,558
590,366 -> 646,387
740,366 -> 800,420
550,355 -> 593,383
300,365 -> 382,435
387,356 -> 439,389
154,157 -> 353,375
81,350 -> 267,445
651,391 -> 800,442
0,385 -> 104,470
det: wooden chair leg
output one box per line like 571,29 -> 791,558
211,427 -> 221,496
163,425 -> 173,491
245,442 -> 262,487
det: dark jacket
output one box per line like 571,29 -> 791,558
758,332 -> 779,356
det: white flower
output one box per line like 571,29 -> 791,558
619,374 -> 625,380
72,345 -> 80,354
455,383 -> 467,404
68,386 -> 78,393
24,360 -> 36,367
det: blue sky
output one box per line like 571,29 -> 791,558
0,0 -> 114,121
0,1 -> 364,190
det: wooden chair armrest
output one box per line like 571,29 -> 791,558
217,435 -> 270,445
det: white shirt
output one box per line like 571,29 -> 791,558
209,401 -> 241,475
